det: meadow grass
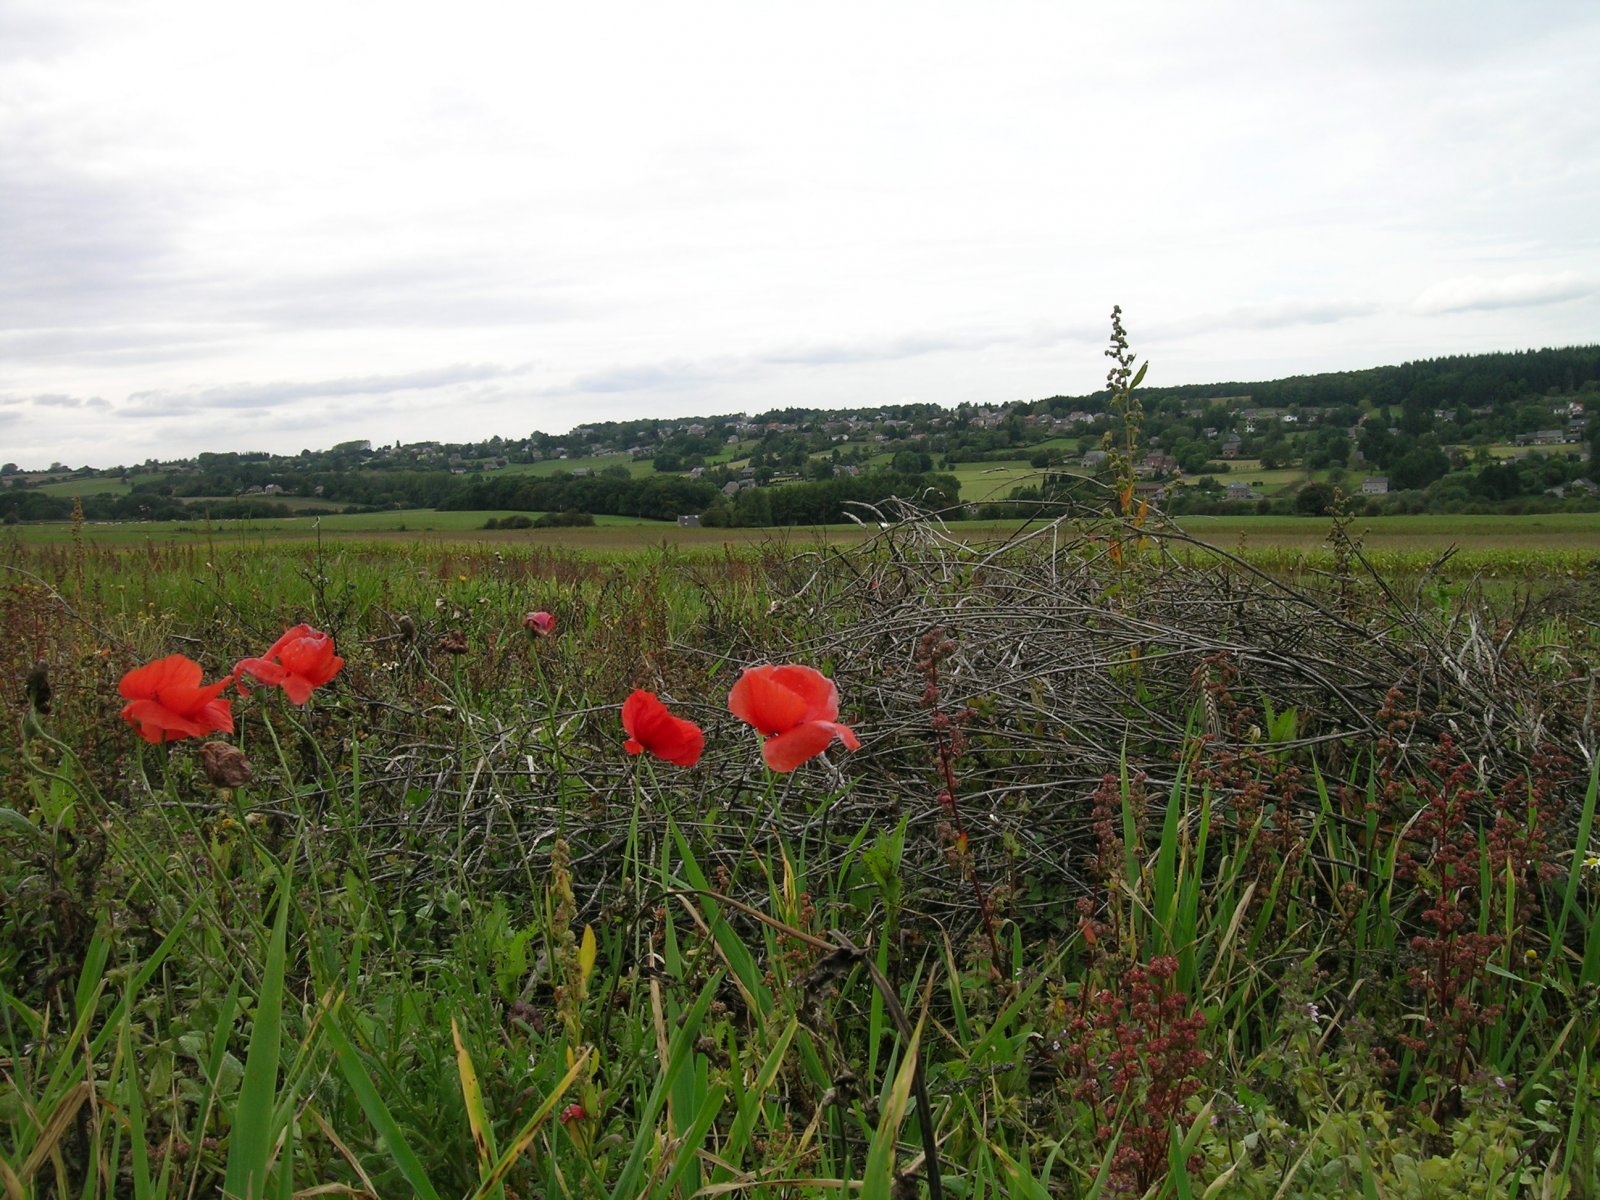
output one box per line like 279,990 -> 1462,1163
3,518 -> 1599,1197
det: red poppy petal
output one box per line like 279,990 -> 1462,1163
623,691 -> 703,766
119,654 -> 203,701
260,624 -> 312,661
121,697 -> 232,742
826,721 -> 861,752
760,721 -> 839,772
199,699 -> 234,736
121,700 -> 169,742
278,674 -> 317,705
621,689 -> 656,738
766,665 -> 840,722
729,667 -> 812,736
281,634 -> 342,686
236,657 -> 289,687
655,718 -> 704,767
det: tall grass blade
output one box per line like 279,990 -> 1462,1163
322,1010 -> 445,1200
223,867 -> 293,1200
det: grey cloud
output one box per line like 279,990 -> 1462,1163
1411,273 -> 1593,315
0,324 -> 245,369
1223,299 -> 1377,330
120,362 -> 525,418
30,392 -> 108,409
562,323 -> 1098,397
231,260 -> 583,333
568,360 -> 728,394
1160,299 -> 1378,341
0,146 -> 195,331
0,1 -> 82,65
764,331 -> 994,367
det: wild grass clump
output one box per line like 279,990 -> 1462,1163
3,509 -> 1599,1198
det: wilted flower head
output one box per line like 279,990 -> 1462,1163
119,655 -> 234,744
437,629 -> 470,655
728,664 -> 861,772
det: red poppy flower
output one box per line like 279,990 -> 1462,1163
727,664 -> 861,772
235,624 -> 344,705
522,610 -> 556,636
621,689 -> 704,767
119,654 -> 235,744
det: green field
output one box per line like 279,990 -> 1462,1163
15,508 -> 1600,577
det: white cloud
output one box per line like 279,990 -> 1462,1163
1411,273 -> 1593,315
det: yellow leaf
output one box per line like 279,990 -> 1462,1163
452,1018 -> 497,1172
578,924 -> 597,988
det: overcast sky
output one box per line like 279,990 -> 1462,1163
3,0 -> 1597,468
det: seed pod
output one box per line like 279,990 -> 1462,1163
200,741 -> 253,788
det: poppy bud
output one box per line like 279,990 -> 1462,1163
25,661 -> 51,714
200,741 -> 252,788
522,610 -> 556,637
396,613 -> 418,643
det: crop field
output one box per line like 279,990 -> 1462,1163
5,511 -> 1600,1198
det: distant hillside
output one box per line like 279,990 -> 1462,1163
5,344 -> 1599,524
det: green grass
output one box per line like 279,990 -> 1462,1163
3,527 -> 1598,1197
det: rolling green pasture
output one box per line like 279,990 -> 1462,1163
499,454 -> 656,478
946,459 -> 1053,499
31,475 -> 134,497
